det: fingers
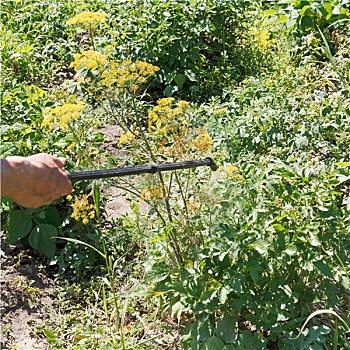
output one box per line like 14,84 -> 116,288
28,153 -> 66,169
54,156 -> 67,168
58,168 -> 73,195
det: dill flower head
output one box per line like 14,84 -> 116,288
101,60 -> 159,91
68,194 -> 96,224
191,128 -> 214,152
176,100 -> 190,110
118,130 -> 138,147
148,98 -> 189,132
70,50 -> 109,71
157,98 -> 174,107
186,199 -> 200,211
67,11 -> 108,27
140,185 -> 163,202
42,102 -> 85,130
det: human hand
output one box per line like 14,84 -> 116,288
1,153 -> 73,208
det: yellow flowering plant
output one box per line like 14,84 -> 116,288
41,100 -> 102,165
101,92 -> 215,265
64,25 -> 216,267
66,193 -> 96,225
42,102 -> 86,131
67,12 -> 108,27
67,11 -> 108,50
70,50 -> 109,72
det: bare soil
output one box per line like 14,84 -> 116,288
0,235 -> 55,349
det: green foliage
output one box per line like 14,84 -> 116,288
274,0 -> 350,31
273,0 -> 350,58
1,0 -> 350,348
1,0 -> 77,86
5,207 -> 59,258
106,0 -> 269,98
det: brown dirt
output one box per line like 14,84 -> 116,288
0,235 -> 56,349
99,124 -> 124,160
99,124 -> 149,219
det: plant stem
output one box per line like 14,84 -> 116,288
89,25 -> 96,51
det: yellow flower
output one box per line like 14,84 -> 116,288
118,130 -> 138,147
100,60 -> 159,90
186,199 -> 200,211
220,164 -> 239,174
42,102 -> 85,130
70,50 -> 109,71
147,98 -> 190,133
157,97 -> 174,107
191,128 -> 214,152
67,11 -> 108,26
176,100 -> 190,110
212,107 -> 227,116
140,186 -> 162,201
70,194 -> 96,224
129,84 -> 139,93
109,30 -> 119,36
253,28 -> 270,49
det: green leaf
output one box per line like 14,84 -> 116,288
301,15 -> 313,29
308,232 -> 321,247
0,142 -> 17,157
6,210 -> 32,244
300,5 -> 311,17
189,318 -> 211,347
335,162 -> 350,167
1,197 -> 13,212
254,239 -> 270,255
285,245 -> 298,256
165,71 -> 177,84
174,73 -> 186,88
43,328 -> 55,338
34,207 -> 61,227
202,336 -> 225,350
171,301 -> 183,323
314,260 -> 332,278
218,286 -> 230,304
248,267 -> 259,284
56,237 -> 106,259
273,223 -> 285,232
277,14 -> 288,23
185,69 -> 197,82
146,262 -> 170,282
216,314 -> 237,343
164,85 -> 178,97
28,224 -> 57,258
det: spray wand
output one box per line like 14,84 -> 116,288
66,157 -> 218,182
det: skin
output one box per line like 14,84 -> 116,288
0,153 -> 72,208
